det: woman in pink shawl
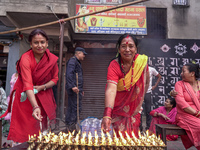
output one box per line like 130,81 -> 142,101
5,61 -> 18,121
175,63 -> 200,150
149,98 -> 178,141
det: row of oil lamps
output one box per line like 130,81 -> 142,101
27,130 -> 166,150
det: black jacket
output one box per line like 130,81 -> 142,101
66,56 -> 83,92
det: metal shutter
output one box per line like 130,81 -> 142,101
80,48 -> 116,120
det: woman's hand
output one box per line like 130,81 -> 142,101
158,113 -> 170,120
170,90 -> 178,97
34,85 -> 45,93
101,118 -> 111,133
32,107 -> 43,121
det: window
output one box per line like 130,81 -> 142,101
172,0 -> 189,7
103,0 -> 122,4
85,0 -> 122,4
146,8 -> 167,39
85,0 -> 101,4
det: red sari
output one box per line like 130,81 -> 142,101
149,106 -> 178,141
1,49 -> 58,143
107,54 -> 148,138
175,81 -> 200,150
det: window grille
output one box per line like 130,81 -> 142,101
172,0 -> 189,7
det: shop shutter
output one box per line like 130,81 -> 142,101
80,48 -> 116,120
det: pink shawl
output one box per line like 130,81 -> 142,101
149,106 -> 177,133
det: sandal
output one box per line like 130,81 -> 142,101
7,144 -> 11,148
2,142 -> 7,148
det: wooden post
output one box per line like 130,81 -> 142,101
76,73 -> 80,131
56,21 -> 66,123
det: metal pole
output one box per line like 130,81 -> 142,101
57,21 -> 66,121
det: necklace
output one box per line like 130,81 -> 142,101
121,60 -> 134,91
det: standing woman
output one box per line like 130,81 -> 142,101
1,29 -> 59,143
101,34 -> 149,137
5,60 -> 18,122
175,63 -> 200,150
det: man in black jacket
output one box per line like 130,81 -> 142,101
65,47 -> 87,128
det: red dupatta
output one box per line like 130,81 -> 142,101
111,54 -> 148,137
0,49 -> 58,142
2,49 -> 58,119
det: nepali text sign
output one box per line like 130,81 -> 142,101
75,4 -> 147,35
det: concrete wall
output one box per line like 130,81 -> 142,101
5,40 -> 20,96
144,0 -> 200,39
0,0 -> 68,16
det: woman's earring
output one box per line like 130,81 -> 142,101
30,45 -> 32,48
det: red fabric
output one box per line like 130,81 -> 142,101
1,49 -> 58,143
149,106 -> 178,141
103,107 -> 112,117
107,54 -> 147,138
175,81 -> 200,149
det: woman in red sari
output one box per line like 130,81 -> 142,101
149,98 -> 178,141
1,29 -> 59,143
101,34 -> 149,138
175,63 -> 200,150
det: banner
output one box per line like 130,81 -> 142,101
75,4 -> 147,35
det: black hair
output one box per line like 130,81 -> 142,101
80,5 -> 87,8
168,97 -> 176,108
28,29 -> 49,43
116,33 -> 138,74
0,80 -> 2,87
15,60 -> 19,66
184,63 -> 200,79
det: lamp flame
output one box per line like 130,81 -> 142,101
80,132 -> 87,145
101,129 -> 106,145
94,130 -> 99,146
88,132 -> 93,146
106,132 -> 113,146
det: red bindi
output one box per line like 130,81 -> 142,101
126,35 -> 129,45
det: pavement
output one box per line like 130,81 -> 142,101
140,115 -> 197,150
1,116 -> 198,150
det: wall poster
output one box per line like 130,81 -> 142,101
75,4 -> 147,35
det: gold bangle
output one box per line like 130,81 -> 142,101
103,116 -> 112,120
169,91 -> 172,96
196,111 -> 200,117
